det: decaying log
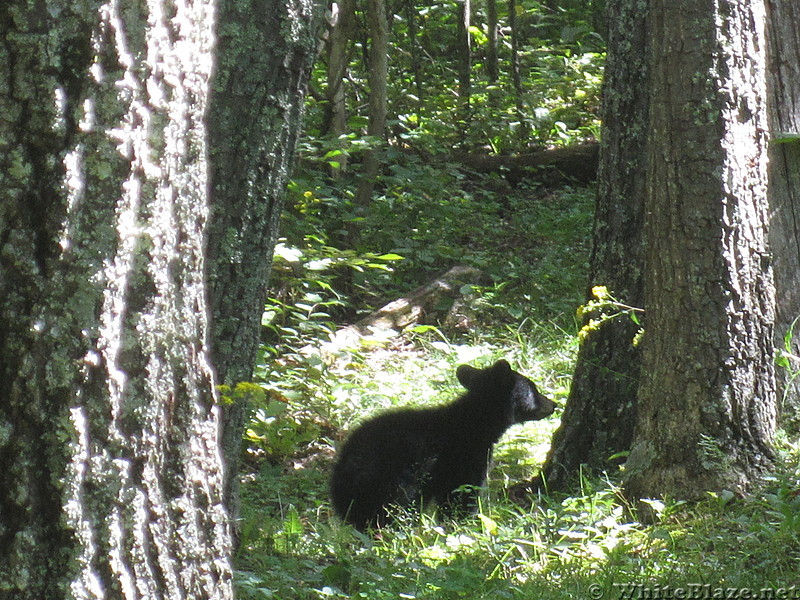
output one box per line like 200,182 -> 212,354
311,265 -> 482,355
354,264 -> 481,331
451,142 -> 599,184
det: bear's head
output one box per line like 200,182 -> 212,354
456,359 -> 556,424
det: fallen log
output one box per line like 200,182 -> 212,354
450,142 -> 599,185
353,265 -> 481,331
308,265 -> 482,356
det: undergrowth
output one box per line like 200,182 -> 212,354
236,312 -> 800,599
235,413 -> 800,600
236,165 -> 800,597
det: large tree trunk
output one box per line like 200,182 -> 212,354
0,1 -> 232,597
535,0 -> 648,492
766,0 -> 800,431
206,0 -> 323,539
625,0 -> 776,500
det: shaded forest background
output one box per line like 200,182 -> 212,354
277,0 -> 604,325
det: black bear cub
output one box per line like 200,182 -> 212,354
330,359 -> 556,530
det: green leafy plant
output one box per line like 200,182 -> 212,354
776,315 -> 800,403
576,285 -> 644,345
244,397 -> 322,463
234,3 -> 799,598
266,238 -> 402,333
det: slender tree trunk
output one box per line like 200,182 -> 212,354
626,0 -> 776,500
405,0 -> 425,110
766,0 -> 800,430
535,0 -> 648,492
456,0 -> 472,133
206,0 -> 323,541
591,0 -> 608,40
508,0 -> 526,139
0,1 -> 232,597
353,0 -> 389,213
486,0 -> 499,83
323,0 -> 356,174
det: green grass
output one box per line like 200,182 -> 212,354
235,428 -> 800,599
238,178 -> 800,599
235,325 -> 800,599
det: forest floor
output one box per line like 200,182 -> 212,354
234,180 -> 800,600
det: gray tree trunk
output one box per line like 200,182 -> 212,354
0,1 -> 232,597
766,0 -> 800,431
486,0 -> 499,83
456,0 -> 472,132
323,0 -> 356,173
536,0 -> 648,492
353,0 -> 389,213
508,0 -> 524,138
206,0 -> 323,539
626,0 -> 776,500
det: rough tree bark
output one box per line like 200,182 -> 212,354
534,0 -> 648,492
206,0 -> 323,536
625,0 -> 776,500
766,0 -> 800,430
0,1 -> 232,597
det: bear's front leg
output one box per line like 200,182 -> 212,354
433,449 -> 490,521
437,483 -> 483,521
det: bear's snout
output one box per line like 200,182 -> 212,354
535,392 -> 556,419
510,375 -> 557,423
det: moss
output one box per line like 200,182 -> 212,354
624,439 -> 655,481
7,148 -> 32,181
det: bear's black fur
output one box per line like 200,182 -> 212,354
330,359 -> 556,530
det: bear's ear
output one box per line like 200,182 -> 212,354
456,364 -> 481,389
491,359 -> 512,373
489,359 -> 515,389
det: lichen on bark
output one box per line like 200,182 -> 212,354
1,1 -> 234,597
206,0 -> 324,537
